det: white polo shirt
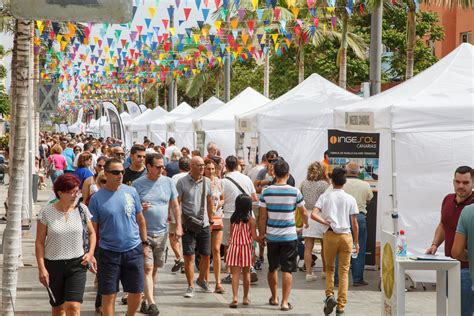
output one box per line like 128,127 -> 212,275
315,188 -> 358,234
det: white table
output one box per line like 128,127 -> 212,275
396,259 -> 460,316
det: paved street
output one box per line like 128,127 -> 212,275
0,178 -> 436,315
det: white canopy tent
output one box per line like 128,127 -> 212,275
236,73 -> 361,184
148,102 -> 194,144
125,107 -> 166,148
334,43 -> 474,280
120,111 -> 131,123
168,97 -> 225,150
195,87 -> 270,158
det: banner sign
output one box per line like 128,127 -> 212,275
11,0 -> 133,23
195,131 -> 205,157
103,102 -> 125,144
125,100 -> 142,119
345,112 -> 375,130
39,82 -> 58,113
328,129 -> 380,266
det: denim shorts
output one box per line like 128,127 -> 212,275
97,245 -> 144,295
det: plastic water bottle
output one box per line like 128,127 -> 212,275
351,244 -> 358,259
397,230 -> 408,260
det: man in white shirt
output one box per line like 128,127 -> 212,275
311,167 -> 359,316
221,155 -> 258,284
164,137 -> 177,160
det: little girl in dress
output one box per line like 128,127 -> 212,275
226,194 -> 257,308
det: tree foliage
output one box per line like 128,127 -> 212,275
0,44 -> 9,116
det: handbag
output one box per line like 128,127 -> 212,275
183,178 -> 206,234
47,156 -> 56,177
211,215 -> 224,231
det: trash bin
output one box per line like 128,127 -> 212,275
32,174 -> 38,203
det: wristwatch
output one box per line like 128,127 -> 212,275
142,240 -> 150,246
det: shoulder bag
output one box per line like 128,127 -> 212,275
76,202 -> 90,253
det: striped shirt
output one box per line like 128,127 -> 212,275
259,184 -> 305,242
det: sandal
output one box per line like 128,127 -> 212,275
229,301 -> 238,308
243,299 -> 250,305
268,297 -> 279,306
214,284 -> 225,294
280,302 -> 293,311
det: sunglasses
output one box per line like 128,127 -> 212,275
268,159 -> 278,164
108,170 -> 125,175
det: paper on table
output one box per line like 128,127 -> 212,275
409,253 -> 456,261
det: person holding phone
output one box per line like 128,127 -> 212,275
35,174 -> 96,316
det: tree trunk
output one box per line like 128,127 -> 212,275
199,90 -> 203,105
216,73 -> 220,99
338,13 -> 349,89
224,52 -> 231,102
2,19 -> 32,315
155,84 -> 159,108
163,85 -> 168,111
405,3 -> 416,80
298,41 -> 305,84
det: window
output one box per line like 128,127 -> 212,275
460,32 -> 472,44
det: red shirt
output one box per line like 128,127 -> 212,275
440,192 -> 474,268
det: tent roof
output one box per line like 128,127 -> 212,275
149,102 -> 194,129
196,87 -> 270,131
126,107 -> 166,129
169,96 -> 225,132
334,43 -> 474,132
236,73 -> 361,132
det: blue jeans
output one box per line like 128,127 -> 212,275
460,268 -> 474,316
335,213 -> 367,283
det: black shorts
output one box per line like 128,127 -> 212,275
267,240 -> 298,273
182,226 -> 211,257
44,256 -> 88,307
97,245 -> 144,295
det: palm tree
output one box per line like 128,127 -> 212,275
2,19 -> 32,315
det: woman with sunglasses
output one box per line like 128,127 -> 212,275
35,174 -> 97,316
82,156 -> 107,204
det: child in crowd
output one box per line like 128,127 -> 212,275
226,194 -> 257,308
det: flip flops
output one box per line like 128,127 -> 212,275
229,301 -> 238,308
280,302 -> 293,311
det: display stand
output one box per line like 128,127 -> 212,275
381,231 -> 460,316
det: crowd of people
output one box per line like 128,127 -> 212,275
33,131 -> 474,316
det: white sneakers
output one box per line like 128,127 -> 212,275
306,274 -> 318,282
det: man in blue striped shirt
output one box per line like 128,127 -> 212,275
258,160 -> 308,312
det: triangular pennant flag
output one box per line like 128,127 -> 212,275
241,33 -> 249,45
197,20 -> 204,29
230,19 -> 239,30
148,6 -> 156,18
274,7 -> 281,21
184,7 -> 192,21
214,21 -> 222,30
162,19 -> 169,29
238,8 -> 245,20
292,7 -> 299,18
145,18 -> 152,29
167,6 -> 175,19
204,0 -> 209,6
215,0 -> 221,7
202,8 -> 210,20
251,0 -> 258,10
271,33 -> 278,45
195,0 -> 202,9
175,0 -> 181,7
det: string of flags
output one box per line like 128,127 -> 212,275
38,0 -> 371,110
